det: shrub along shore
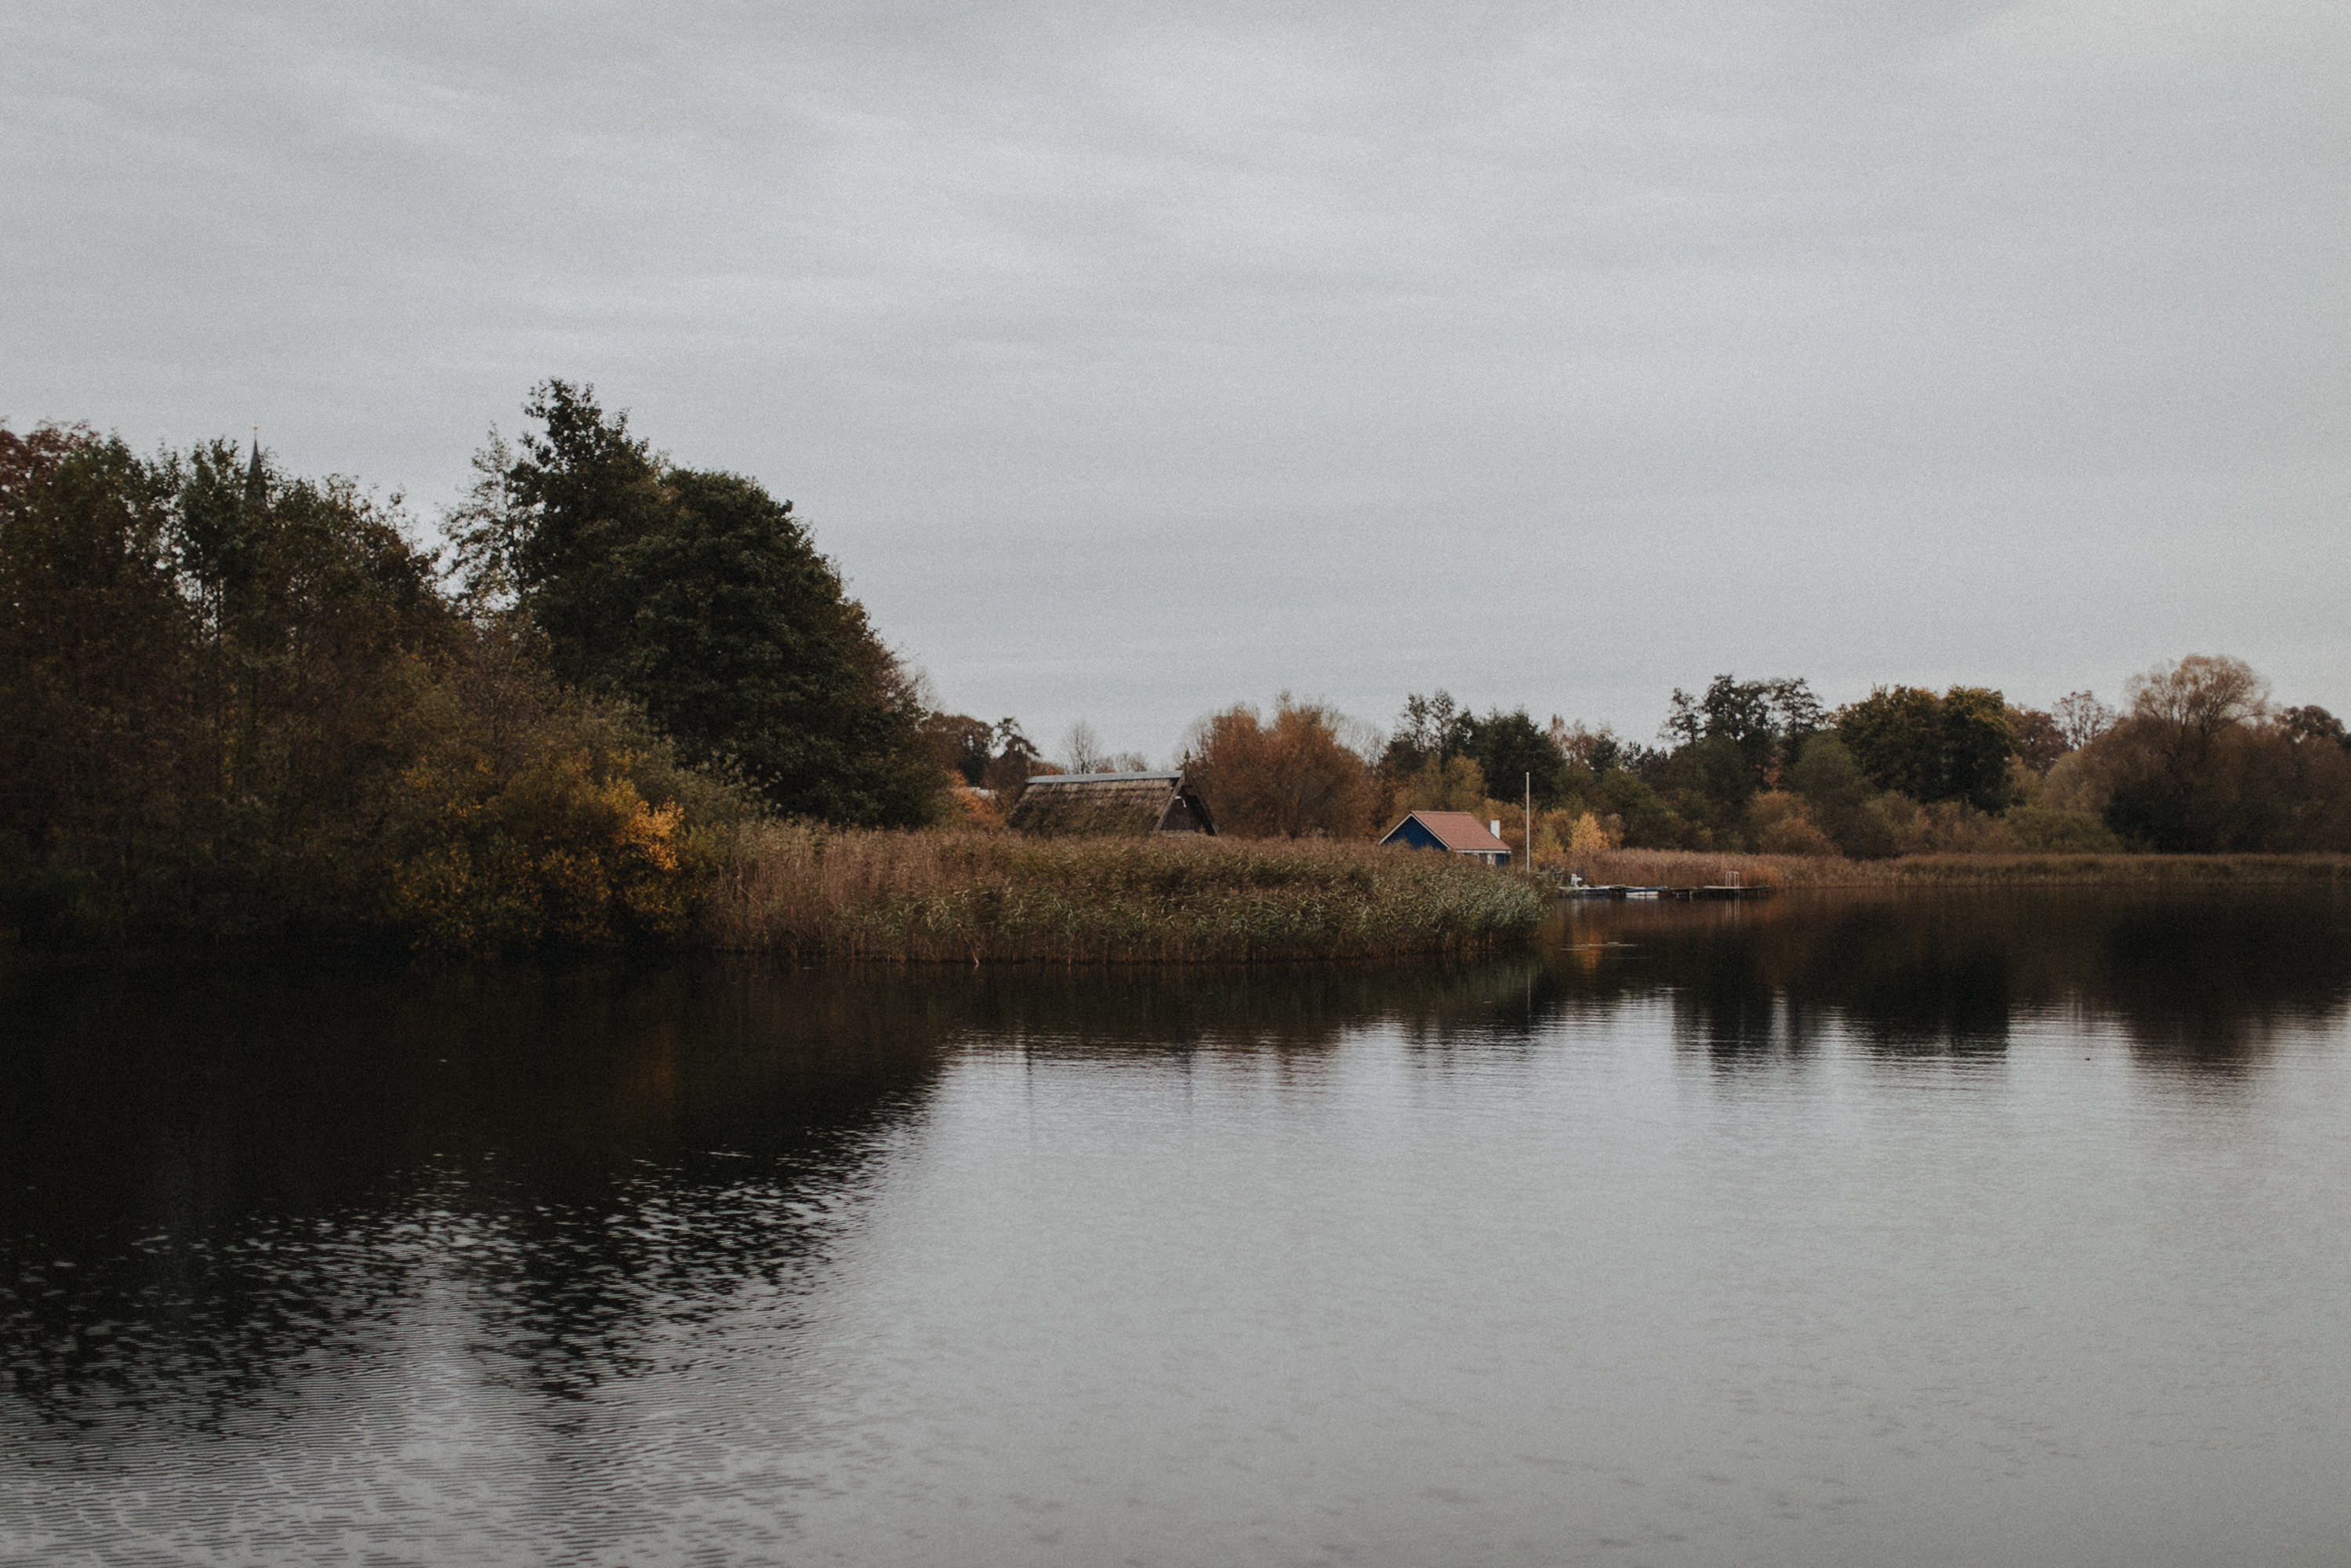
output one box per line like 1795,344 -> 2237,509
10,399 -> 2346,966
704,826 -> 1545,963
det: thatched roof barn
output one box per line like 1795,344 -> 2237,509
1003,771 -> 1217,837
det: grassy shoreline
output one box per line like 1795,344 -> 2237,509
16,841 -> 2342,967
703,825 -> 1544,963
1572,848 -> 2351,890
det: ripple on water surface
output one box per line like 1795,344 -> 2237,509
4,889 -> 2351,1566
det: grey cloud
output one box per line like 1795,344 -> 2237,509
6,0 -> 2344,758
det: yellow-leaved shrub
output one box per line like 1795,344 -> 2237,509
386,693 -> 735,956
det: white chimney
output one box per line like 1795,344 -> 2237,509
1490,818 -> 1502,839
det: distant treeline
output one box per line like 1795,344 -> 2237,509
1526,662 -> 2351,861
1043,666 -> 2346,865
8,390 -> 2347,955
923,662 -> 2350,862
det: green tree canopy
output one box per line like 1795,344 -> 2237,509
1939,687 -> 2017,812
1834,684 -> 2016,811
1660,674 -> 1826,783
452,382 -> 942,826
2,418 -> 734,952
1380,690 -> 1475,776
1837,685 -> 1938,799
1459,706 -> 1568,806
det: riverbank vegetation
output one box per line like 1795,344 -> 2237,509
0,396 -> 1531,961
2,405 -> 789,955
9,388 -> 2347,959
1142,664 -> 2351,873
1343,665 -> 2351,871
703,826 -> 1540,962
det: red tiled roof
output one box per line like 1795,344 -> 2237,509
1396,811 -> 1508,853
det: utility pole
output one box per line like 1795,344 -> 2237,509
1525,770 -> 1533,871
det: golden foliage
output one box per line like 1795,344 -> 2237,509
1567,811 -> 1615,859
366,632 -> 757,958
1747,790 -> 1838,856
1186,696 -> 1376,839
946,783 -> 1006,829
1386,754 -> 1487,819
387,731 -> 717,957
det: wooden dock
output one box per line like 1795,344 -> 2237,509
1555,882 -> 1772,902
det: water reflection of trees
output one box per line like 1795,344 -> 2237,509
0,960 -> 955,1434
7,902 -> 2341,1436
916,957 -> 1569,1058
1547,889 -> 2351,1065
0,954 -> 1583,1436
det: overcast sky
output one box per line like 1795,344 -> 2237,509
7,0 -> 2346,763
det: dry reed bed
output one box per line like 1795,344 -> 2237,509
707,824 -> 1545,962
1575,849 -> 2351,890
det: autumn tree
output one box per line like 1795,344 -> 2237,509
1186,695 -> 1375,838
2008,706 -> 2069,774
2128,654 -> 2266,736
2099,655 -> 2273,851
2038,656 -> 2348,851
1784,735 -> 1888,857
2280,705 -> 2349,749
1391,754 -> 1489,816
1549,718 -> 1626,775
983,718 -> 1047,797
1379,692 -> 1572,811
922,712 -> 997,786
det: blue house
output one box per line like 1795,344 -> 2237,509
1380,810 -> 1511,866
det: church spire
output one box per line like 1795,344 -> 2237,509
243,425 -> 264,513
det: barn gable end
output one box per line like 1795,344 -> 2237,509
1003,771 -> 1217,837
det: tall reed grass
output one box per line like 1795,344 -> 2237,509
706,824 -> 1544,962
1574,848 -> 2351,890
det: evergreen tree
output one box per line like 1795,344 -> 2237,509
1458,706 -> 1567,805
450,382 -> 941,826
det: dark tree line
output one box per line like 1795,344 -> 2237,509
2071,656 -> 2351,852
1374,661 -> 2349,862
449,382 -> 941,828
9,386 -> 2343,953
2,385 -> 949,952
1378,691 -> 1572,808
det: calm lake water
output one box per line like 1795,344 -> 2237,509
5,888 -> 2350,1566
